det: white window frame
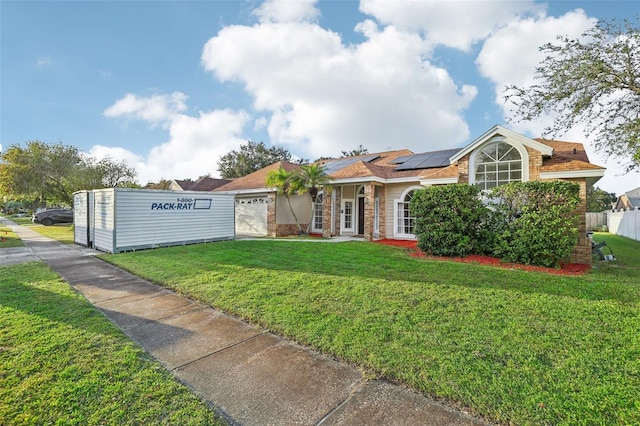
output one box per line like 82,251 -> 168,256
374,197 -> 380,236
311,192 -> 323,233
393,186 -> 422,239
341,199 -> 354,233
469,137 -> 529,190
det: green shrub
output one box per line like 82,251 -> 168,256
488,181 -> 581,267
411,184 -> 489,257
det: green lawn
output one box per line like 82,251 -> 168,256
7,216 -> 75,244
0,223 -> 23,248
0,263 -> 224,425
30,223 -> 75,244
101,233 -> 640,425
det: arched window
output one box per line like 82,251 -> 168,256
395,187 -> 421,237
474,142 -> 522,190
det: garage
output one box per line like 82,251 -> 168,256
235,196 -> 268,236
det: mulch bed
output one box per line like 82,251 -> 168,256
374,239 -> 590,276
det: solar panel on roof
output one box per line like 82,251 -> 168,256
321,154 -> 379,174
389,155 -> 413,164
394,148 -> 461,171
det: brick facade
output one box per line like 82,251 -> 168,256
276,223 -> 306,237
267,192 -> 277,237
565,178 -> 591,265
322,188 -> 333,238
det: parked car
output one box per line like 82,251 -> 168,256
32,209 -> 74,226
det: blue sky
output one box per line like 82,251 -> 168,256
1,0 -> 638,194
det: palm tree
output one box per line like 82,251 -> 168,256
297,164 -> 332,234
265,166 -> 304,234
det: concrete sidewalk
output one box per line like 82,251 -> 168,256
1,217 -> 490,426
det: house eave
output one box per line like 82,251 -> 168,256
330,176 -> 387,185
539,169 -> 605,180
216,188 -> 271,195
419,177 -> 459,185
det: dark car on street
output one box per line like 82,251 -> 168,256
32,209 -> 74,226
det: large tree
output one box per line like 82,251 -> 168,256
218,141 -> 297,179
586,186 -> 616,212
341,145 -> 369,157
75,156 -> 137,190
0,141 -> 137,207
505,17 -> 640,171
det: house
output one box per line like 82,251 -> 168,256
613,187 -> 640,211
170,177 -> 231,192
215,125 -> 605,264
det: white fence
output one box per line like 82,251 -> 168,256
608,209 -> 640,241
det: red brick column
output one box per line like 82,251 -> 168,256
567,178 -> 591,265
363,183 -> 375,241
267,192 -> 277,237
322,188 -> 332,238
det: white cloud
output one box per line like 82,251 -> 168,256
477,9 -> 596,98
252,0 -> 320,23
201,15 -> 476,159
36,56 -> 54,67
103,92 -> 188,128
103,93 -> 250,183
476,9 -> 639,195
140,109 -> 251,183
87,145 -> 143,165
359,0 -> 544,51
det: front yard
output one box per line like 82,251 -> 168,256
100,234 -> 640,425
0,262 -> 223,425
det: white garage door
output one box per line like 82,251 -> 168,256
235,197 -> 268,236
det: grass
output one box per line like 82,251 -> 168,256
0,262 -> 224,425
101,233 -> 640,425
0,223 -> 23,248
7,216 -> 75,244
10,217 -> 33,226
30,223 -> 75,244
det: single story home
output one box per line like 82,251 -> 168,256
613,187 -> 640,211
215,125 -> 605,264
170,177 -> 231,192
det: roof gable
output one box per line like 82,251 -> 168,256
451,125 -> 553,163
214,161 -> 302,192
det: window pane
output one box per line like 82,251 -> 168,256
477,152 -> 493,163
497,143 -> 513,159
344,201 -> 352,229
475,142 -> 523,190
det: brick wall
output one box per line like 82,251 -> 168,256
267,193 -> 277,237
276,223 -> 307,237
322,188 -> 333,238
527,146 -> 542,181
363,183 -> 375,241
377,185 -> 386,239
565,178 -> 591,265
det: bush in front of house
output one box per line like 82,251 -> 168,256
411,184 -> 489,257
488,180 -> 581,268
411,181 -> 581,268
